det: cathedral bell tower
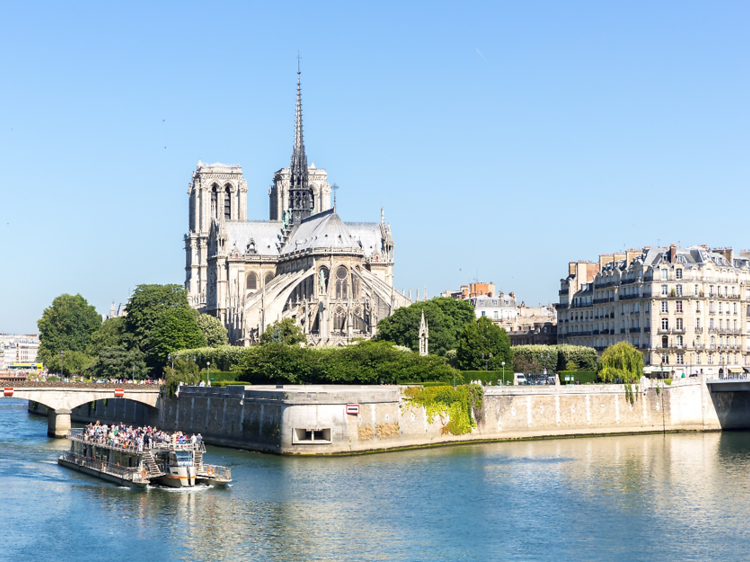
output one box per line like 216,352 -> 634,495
185,161 -> 247,307
288,67 -> 314,225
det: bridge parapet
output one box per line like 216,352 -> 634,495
6,381 -> 163,390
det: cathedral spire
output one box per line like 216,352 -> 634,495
289,57 -> 313,225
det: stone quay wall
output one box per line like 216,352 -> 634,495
28,377 -> 750,455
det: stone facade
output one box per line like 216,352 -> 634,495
185,72 -> 410,346
557,245 -> 750,377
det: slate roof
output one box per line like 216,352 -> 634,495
225,221 -> 283,256
281,209 -> 364,255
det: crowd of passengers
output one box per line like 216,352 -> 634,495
81,421 -> 203,452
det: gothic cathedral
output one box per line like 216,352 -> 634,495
184,69 -> 411,346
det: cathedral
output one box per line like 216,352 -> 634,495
184,69 -> 410,346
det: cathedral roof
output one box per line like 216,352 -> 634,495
224,220 -> 283,256
346,222 -> 384,257
281,208 -> 364,255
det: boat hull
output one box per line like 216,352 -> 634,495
58,457 -> 149,488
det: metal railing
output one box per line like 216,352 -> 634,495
60,451 -> 150,483
69,428 -> 206,454
199,464 -> 232,480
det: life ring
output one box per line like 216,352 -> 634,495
140,469 -> 148,478
206,467 -> 215,477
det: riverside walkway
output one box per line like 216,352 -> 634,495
2,382 -> 161,437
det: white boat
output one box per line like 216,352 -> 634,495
58,428 -> 232,488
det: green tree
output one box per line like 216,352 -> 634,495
375,297 -> 475,356
86,316 -> 134,356
87,346 -> 148,380
260,318 -> 306,345
196,313 -> 229,347
513,354 -> 542,374
45,349 -> 95,377
598,342 -> 644,383
143,307 -> 207,371
164,356 -> 202,396
456,317 -> 512,371
37,293 -> 102,357
124,284 -> 191,343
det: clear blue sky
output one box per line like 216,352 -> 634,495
2,1 -> 749,334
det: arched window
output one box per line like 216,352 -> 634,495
333,308 -> 346,332
335,266 -> 348,299
247,272 -> 257,291
211,185 -> 219,219
224,185 -> 232,220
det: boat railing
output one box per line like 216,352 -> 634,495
60,451 -> 151,483
200,464 -> 231,480
69,428 -> 205,454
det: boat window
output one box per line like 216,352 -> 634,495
175,451 -> 193,466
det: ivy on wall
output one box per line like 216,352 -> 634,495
403,384 -> 483,436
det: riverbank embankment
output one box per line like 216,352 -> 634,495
28,375 -> 750,454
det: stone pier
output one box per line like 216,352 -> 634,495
47,408 -> 71,438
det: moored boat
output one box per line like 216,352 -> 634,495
58,427 -> 232,488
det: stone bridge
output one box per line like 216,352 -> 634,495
2,382 -> 161,437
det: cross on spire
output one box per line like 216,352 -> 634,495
332,183 -> 339,209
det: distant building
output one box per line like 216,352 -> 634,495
0,334 -> 40,369
556,245 -> 750,377
441,281 -> 496,300
103,301 -> 127,322
470,293 -> 518,322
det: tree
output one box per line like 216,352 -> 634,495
598,342 -> 643,383
375,297 -> 475,356
513,354 -> 542,374
455,316 -> 512,371
196,313 -> 229,347
260,318 -> 306,345
86,316 -> 134,356
87,346 -> 148,380
44,349 -> 95,377
37,293 -> 102,356
124,284 -> 192,343
143,307 -> 207,371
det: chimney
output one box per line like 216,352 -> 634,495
569,262 -> 576,276
669,244 -> 677,263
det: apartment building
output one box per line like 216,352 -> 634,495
557,245 -> 750,376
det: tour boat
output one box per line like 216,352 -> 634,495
58,428 -> 232,488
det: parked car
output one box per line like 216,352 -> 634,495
515,374 -> 527,385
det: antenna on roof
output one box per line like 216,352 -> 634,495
332,183 -> 339,209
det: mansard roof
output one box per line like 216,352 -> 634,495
281,208 -> 364,255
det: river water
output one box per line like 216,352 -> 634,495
2,398 -> 750,561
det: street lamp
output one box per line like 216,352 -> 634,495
168,353 -> 174,375
207,361 -> 210,386
502,361 -> 506,386
60,350 -> 64,379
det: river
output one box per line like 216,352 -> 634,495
2,397 -> 750,561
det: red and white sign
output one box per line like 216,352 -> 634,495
3,388 -> 13,397
114,388 -> 125,397
345,404 -> 360,415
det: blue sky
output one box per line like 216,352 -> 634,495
2,1 -> 749,334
